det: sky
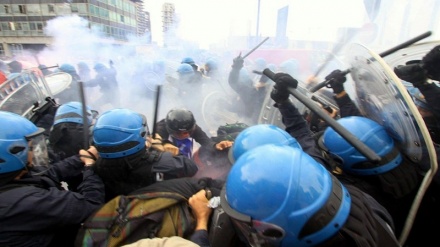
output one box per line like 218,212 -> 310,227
143,0 -> 367,48
143,0 -> 440,51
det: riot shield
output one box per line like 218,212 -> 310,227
347,42 -> 438,246
201,91 -> 249,134
142,71 -> 162,93
384,41 -> 440,94
257,80 -> 340,133
45,72 -> 72,95
346,43 -> 433,164
384,41 -> 440,69
258,83 -> 308,127
0,68 -> 53,120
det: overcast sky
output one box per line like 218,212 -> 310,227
143,0 -> 440,53
143,0 -> 368,48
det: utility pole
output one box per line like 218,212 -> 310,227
256,0 -> 261,43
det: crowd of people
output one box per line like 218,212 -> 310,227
0,41 -> 439,247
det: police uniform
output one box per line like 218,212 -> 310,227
0,155 -> 105,247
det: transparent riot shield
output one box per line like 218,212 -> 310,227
384,41 -> 440,69
258,83 -> 308,127
346,43 -> 432,163
44,72 -> 72,95
346,43 -> 438,245
384,41 -> 440,98
0,68 -> 53,120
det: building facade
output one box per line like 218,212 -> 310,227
0,0 -> 150,58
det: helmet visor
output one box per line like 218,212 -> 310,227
170,130 -> 191,140
220,187 -> 285,246
26,128 -> 49,175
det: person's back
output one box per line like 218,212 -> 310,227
0,111 -> 105,247
92,108 -> 199,201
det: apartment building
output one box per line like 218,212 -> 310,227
0,0 -> 150,58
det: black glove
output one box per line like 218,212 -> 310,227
325,69 -> 346,94
394,60 -> 427,87
273,73 -> 298,89
232,54 -> 244,70
422,45 -> 440,81
270,86 -> 290,103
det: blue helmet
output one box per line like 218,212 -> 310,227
93,108 -> 148,159
279,59 -> 300,76
54,101 -> 94,125
77,61 -> 90,70
322,116 -> 402,175
205,58 -> 218,71
177,63 -> 194,75
93,63 -> 106,71
253,57 -> 267,71
181,57 -> 195,65
0,111 -> 47,174
229,124 -> 302,163
59,63 -> 77,74
221,144 -> 351,246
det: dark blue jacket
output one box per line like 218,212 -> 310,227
0,155 -> 105,247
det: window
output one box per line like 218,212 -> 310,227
0,5 -> 10,14
15,23 -> 22,30
71,4 -> 78,13
30,22 -> 43,31
76,4 -> 88,14
18,5 -> 26,14
120,15 -> 124,23
48,4 -> 54,13
1,22 -> 10,31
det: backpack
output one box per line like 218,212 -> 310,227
211,122 -> 249,142
75,191 -> 195,247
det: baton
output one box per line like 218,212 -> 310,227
151,85 -> 162,138
309,31 -> 433,93
263,68 -> 381,163
242,37 -> 270,59
78,81 -> 90,149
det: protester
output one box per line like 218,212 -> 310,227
119,177 -> 223,247
0,111 -> 105,247
0,70 -> 7,85
155,107 -> 232,159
